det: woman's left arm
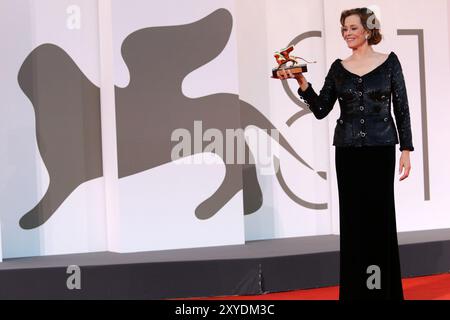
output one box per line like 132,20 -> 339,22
391,53 -> 414,180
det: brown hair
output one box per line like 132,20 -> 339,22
340,7 -> 382,45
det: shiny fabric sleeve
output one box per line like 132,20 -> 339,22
391,53 -> 414,151
297,62 -> 337,120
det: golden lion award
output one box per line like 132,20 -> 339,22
271,45 -> 316,79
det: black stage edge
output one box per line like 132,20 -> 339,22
0,229 -> 449,299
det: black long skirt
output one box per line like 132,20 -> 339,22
335,145 -> 404,300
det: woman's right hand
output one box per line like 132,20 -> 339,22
276,69 -> 309,92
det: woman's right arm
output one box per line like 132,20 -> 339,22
281,63 -> 337,120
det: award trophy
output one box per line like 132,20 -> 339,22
271,45 -> 316,79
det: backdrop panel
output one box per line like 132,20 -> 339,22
109,0 -> 245,252
0,0 -> 107,259
236,0 -> 334,241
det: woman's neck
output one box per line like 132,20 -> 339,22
351,45 -> 375,59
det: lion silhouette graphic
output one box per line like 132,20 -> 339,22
17,8 -> 326,230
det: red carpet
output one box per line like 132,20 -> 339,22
188,272 -> 450,300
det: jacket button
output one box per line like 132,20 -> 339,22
339,119 -> 343,124
358,91 -> 362,96
384,117 -> 388,122
360,119 -> 365,124
360,131 -> 366,137
358,78 -> 363,83
360,106 -> 364,111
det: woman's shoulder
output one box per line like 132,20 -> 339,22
327,59 -> 341,75
388,51 -> 401,61
386,51 -> 402,69
330,58 -> 342,69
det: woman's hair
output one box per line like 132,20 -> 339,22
340,7 -> 382,45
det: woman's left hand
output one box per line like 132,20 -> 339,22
399,151 -> 411,181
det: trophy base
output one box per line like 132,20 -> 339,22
271,64 -> 308,79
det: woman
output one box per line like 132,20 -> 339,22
277,7 -> 414,300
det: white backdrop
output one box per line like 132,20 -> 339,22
108,0 -> 245,252
239,0 -> 450,239
237,0 -> 334,241
0,0 -> 107,260
1,0 -> 449,260
324,0 -> 450,233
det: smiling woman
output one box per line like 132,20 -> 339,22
279,6 -> 415,301
340,9 -> 383,47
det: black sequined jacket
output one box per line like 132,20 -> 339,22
297,51 -> 414,151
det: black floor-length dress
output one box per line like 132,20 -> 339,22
297,51 -> 413,300
335,145 -> 404,300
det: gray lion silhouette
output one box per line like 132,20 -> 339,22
17,8 -> 326,230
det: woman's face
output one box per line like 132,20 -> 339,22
341,14 -> 368,49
